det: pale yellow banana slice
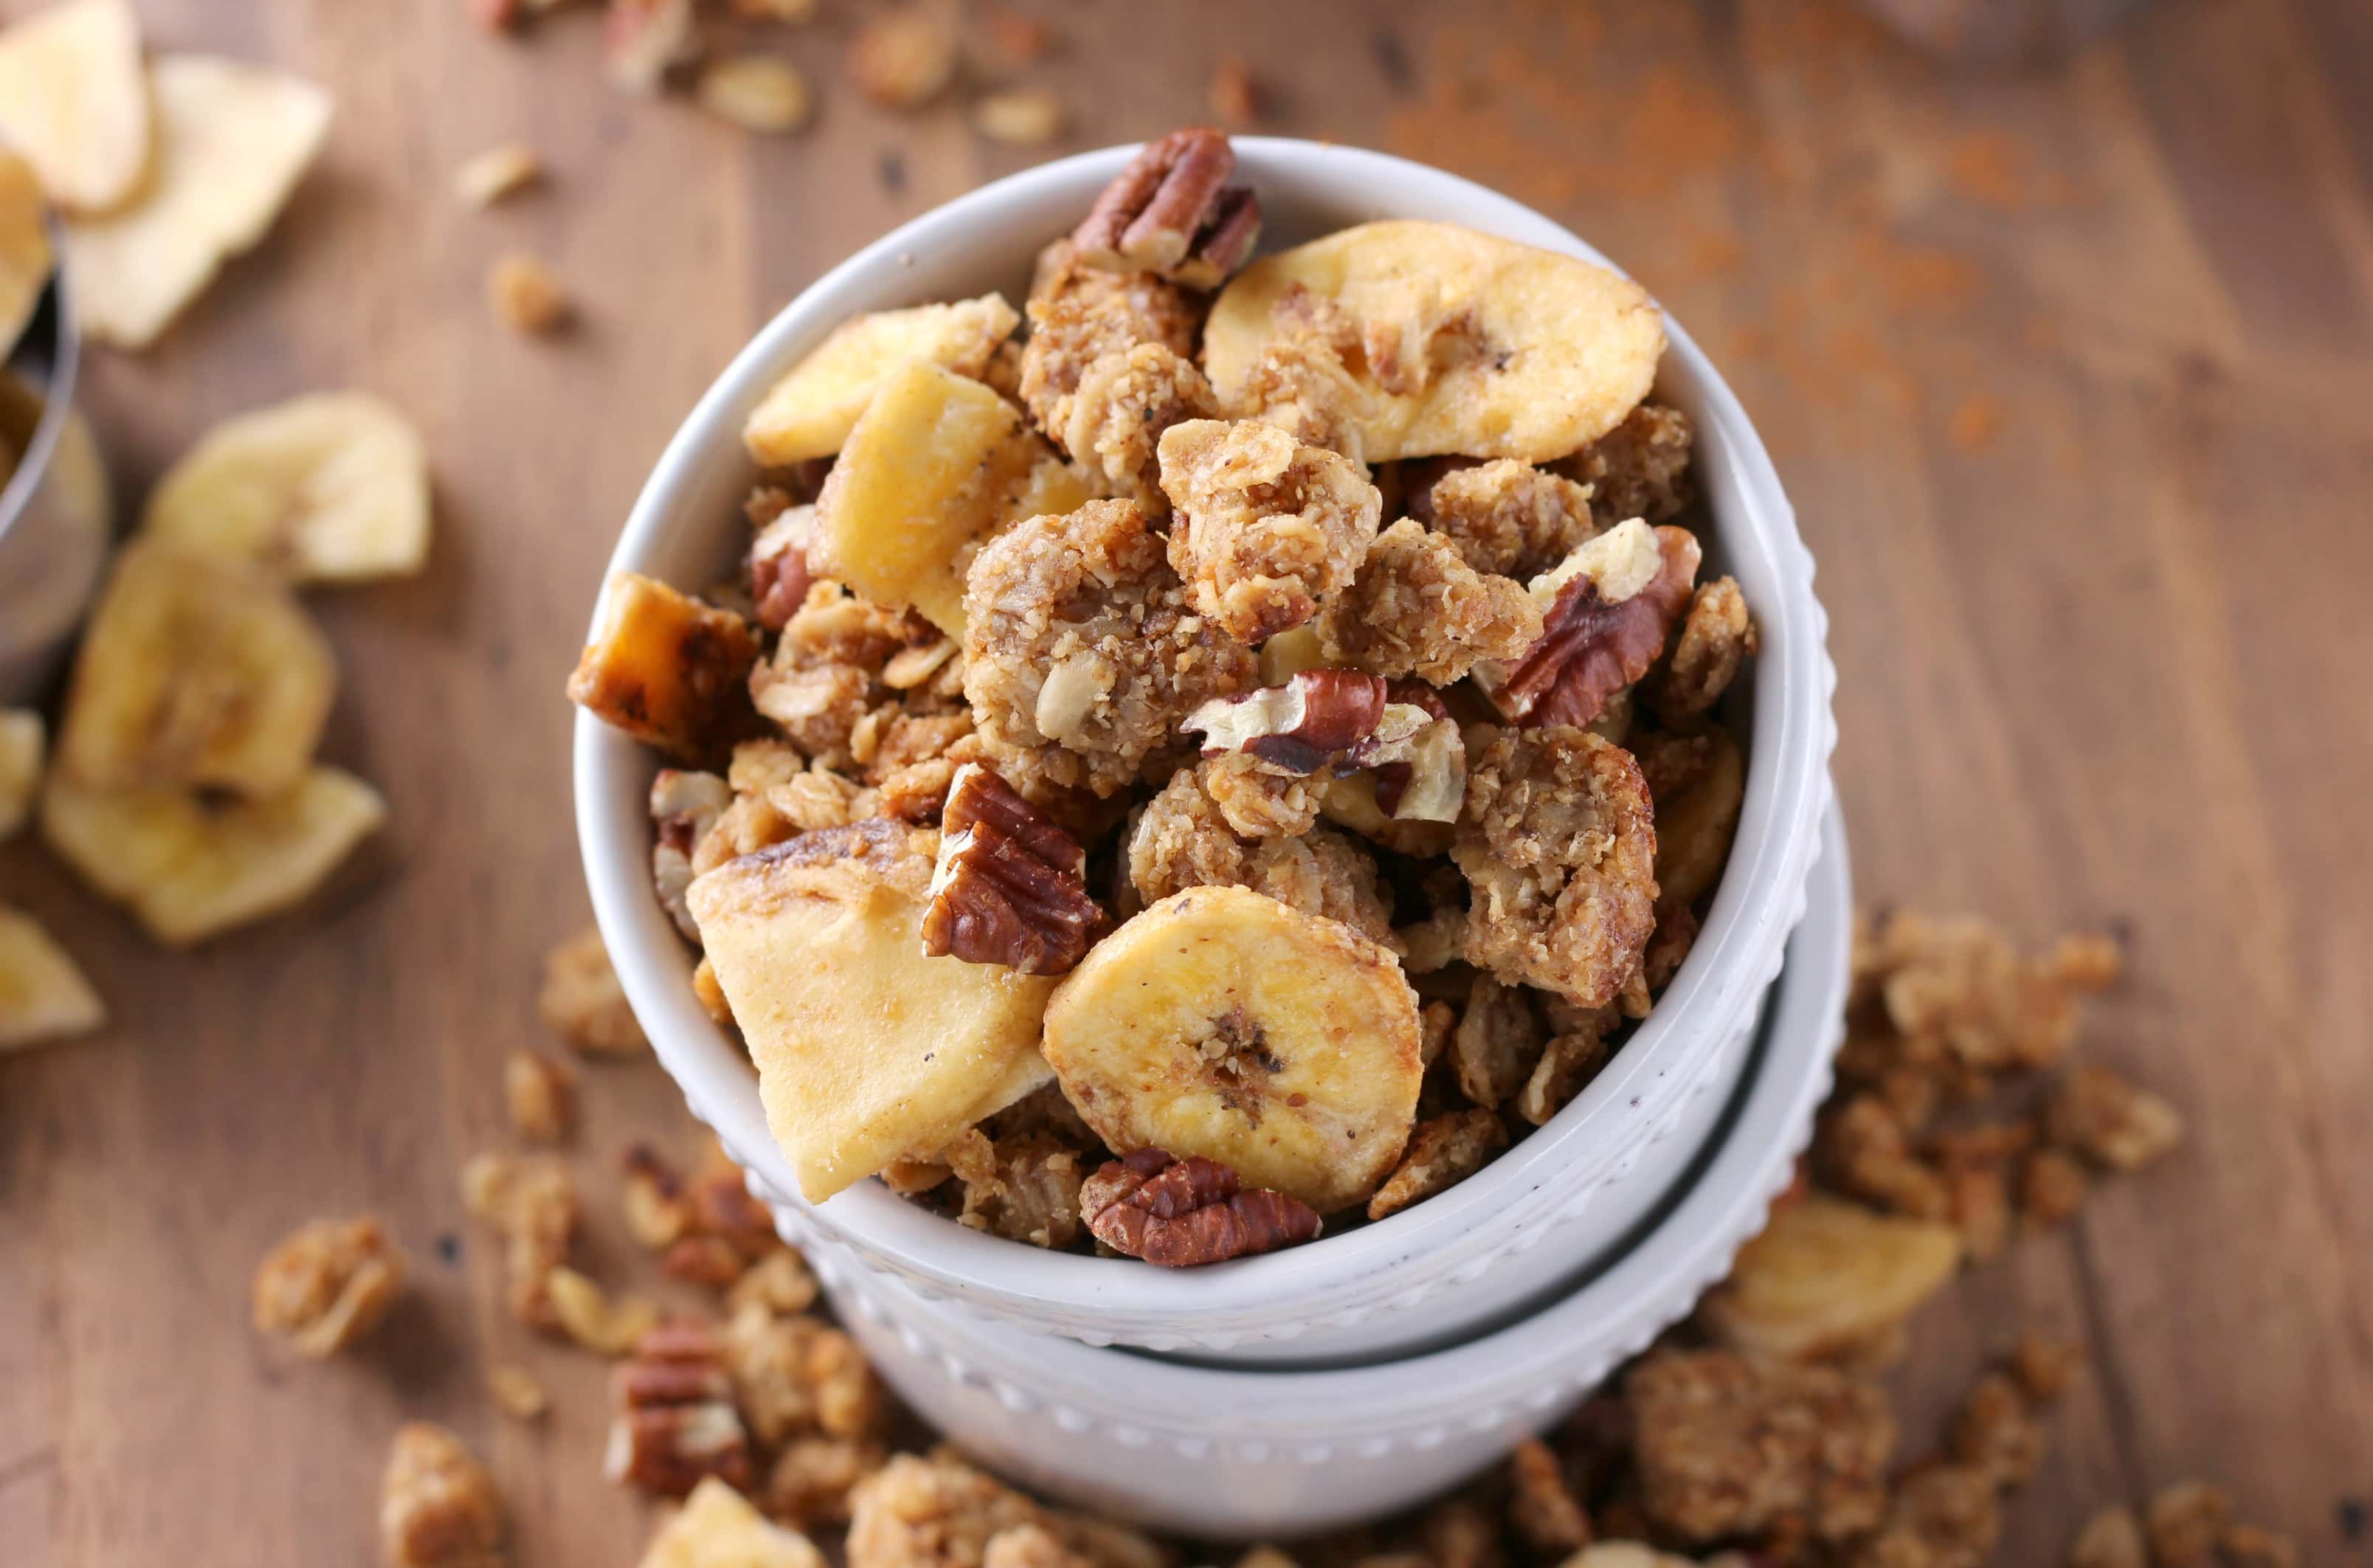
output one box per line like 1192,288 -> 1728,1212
1204,220 -> 1665,464
742,293 -> 1021,466
57,539 -> 336,797
63,55 -> 333,349
0,708 -> 42,840
0,148 -> 53,359
0,905 -> 103,1050
40,764 -> 385,947
140,392 -> 431,582
813,358 -> 1088,637
1043,884 -> 1422,1215
1698,1194 -> 1961,1365
0,0 -> 148,215
687,819 -> 1057,1202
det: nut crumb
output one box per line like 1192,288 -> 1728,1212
1208,56 -> 1259,128
251,1215 -> 407,1358
489,253 -> 570,336
460,1151 -> 580,1330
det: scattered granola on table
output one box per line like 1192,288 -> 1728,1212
381,1421 -> 506,1568
251,1215 -> 407,1358
539,926 -> 647,1056
566,125 -> 1766,1263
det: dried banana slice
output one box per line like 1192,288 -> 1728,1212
742,293 -> 1020,466
1042,885 -> 1422,1215
1203,220 -> 1665,464
57,539 -> 336,797
0,0 -> 149,214
141,392 -> 432,582
0,148 -> 53,359
1699,1194 -> 1962,1365
0,905 -> 104,1051
0,708 -> 41,840
63,55 -> 333,349
39,764 -> 386,947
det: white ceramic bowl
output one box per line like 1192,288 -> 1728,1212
811,808 -> 1852,1538
575,139 -> 1836,1365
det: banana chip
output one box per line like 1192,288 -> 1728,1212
63,54 -> 332,349
0,905 -> 104,1050
0,0 -> 149,215
40,764 -> 386,947
0,149 -> 53,358
142,392 -> 431,582
58,539 -> 336,797
0,708 -> 42,839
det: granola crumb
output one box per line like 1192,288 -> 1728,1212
460,1151 -> 580,1330
381,1421 -> 506,1568
548,1265 -> 660,1356
1506,1436 -> 1592,1552
1553,403 -> 1696,528
1947,1371 -> 2045,1489
1421,458 -> 1597,581
1319,519 -> 1541,686
503,1050 -> 577,1144
945,1128 -> 1087,1250
2145,1482 -> 2232,1567
768,1434 -> 891,1529
1626,1347 -> 1896,1544
2047,1065 -> 2185,1172
846,6 -> 958,111
2068,1505 -> 2147,1568
539,928 -> 647,1056
1453,725 -> 1658,1009
1157,418 -> 1381,643
1367,1108 -> 1507,1220
484,1364 -> 548,1423
489,253 -> 570,336
962,500 -> 1257,799
697,55 -> 814,134
847,1451 -> 1045,1568
2019,1146 -> 2090,1226
2051,930 -> 2125,990
251,1215 -> 407,1358
1128,763 -> 1397,945
2009,1332 -> 2084,1403
1654,576 -> 1758,722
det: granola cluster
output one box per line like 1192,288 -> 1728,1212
569,126 -> 1761,1260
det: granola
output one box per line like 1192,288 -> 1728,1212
539,927 -> 646,1056
566,125 -> 1763,1253
250,1215 -> 406,1358
381,1422 -> 506,1568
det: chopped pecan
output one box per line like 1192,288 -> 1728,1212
1477,520 -> 1702,728
251,1215 -> 407,1359
1347,708 -> 1467,823
1080,1148 -> 1321,1266
1654,575 -> 1756,722
381,1422 -> 506,1568
751,502 -> 819,632
1072,128 -> 1261,289
607,1318 -> 753,1497
652,768 -> 732,941
1182,669 -> 1390,775
923,763 -> 1103,975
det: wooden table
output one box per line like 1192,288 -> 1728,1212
3,1 -> 2366,1563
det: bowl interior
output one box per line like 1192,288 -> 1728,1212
576,138 -> 1820,1314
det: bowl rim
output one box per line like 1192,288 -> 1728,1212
575,136 -> 1831,1329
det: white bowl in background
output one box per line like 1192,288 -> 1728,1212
811,809 -> 1852,1538
575,139 -> 1836,1364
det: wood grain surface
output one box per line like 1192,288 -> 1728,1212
1,1 -> 2367,1564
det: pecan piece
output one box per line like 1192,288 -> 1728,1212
1476,520 -> 1702,728
1342,704 -> 1468,823
1080,1148 -> 1320,1266
1071,128 -> 1261,289
1181,669 -> 1389,775
605,1318 -> 753,1497
922,763 -> 1103,975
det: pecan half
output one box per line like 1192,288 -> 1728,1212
1071,128 -> 1262,289
922,764 -> 1103,975
1477,521 -> 1702,728
1080,1148 -> 1321,1266
1181,669 -> 1389,775
605,1318 -> 753,1498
